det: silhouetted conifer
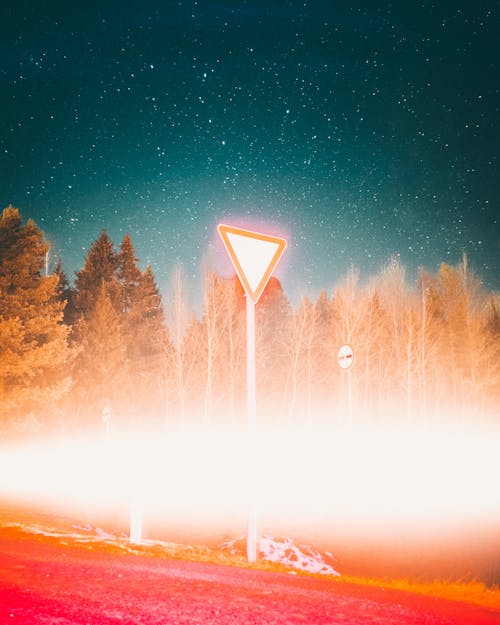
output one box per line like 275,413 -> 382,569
73,230 -> 119,317
0,206 -> 72,428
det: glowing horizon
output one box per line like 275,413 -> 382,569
1,418 -> 499,543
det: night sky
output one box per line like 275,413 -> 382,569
1,1 -> 499,306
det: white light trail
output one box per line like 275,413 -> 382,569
0,421 -> 499,540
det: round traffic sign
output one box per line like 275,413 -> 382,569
338,344 -> 354,369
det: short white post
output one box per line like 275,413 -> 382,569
130,497 -> 143,545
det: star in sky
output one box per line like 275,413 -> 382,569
1,2 -> 498,306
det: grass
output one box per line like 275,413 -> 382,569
336,574 -> 500,611
88,536 -> 500,610
5,520 -> 500,611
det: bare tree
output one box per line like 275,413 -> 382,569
286,296 -> 311,421
166,265 -> 194,422
219,277 -> 245,421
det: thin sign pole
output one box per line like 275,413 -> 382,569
217,223 -> 286,564
246,295 -> 257,563
337,344 -> 354,420
130,496 -> 143,545
247,295 -> 256,425
347,368 -> 353,420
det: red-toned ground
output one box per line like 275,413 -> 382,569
1,527 -> 499,624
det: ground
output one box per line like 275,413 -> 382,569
1,521 -> 499,625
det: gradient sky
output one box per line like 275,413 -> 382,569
1,1 -> 498,307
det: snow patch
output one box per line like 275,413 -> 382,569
5,519 -> 123,543
220,536 -> 340,576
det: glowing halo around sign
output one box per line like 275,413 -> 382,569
217,224 -> 287,304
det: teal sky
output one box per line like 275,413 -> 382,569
1,1 -> 498,305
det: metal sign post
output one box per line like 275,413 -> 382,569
246,295 -> 257,562
338,344 -> 354,419
217,224 -> 287,563
129,497 -> 143,544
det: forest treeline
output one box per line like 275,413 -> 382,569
1,206 -> 499,435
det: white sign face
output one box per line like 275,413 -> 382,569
225,232 -> 280,294
217,224 -> 287,304
338,344 -> 354,369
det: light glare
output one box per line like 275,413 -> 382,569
1,420 -> 499,540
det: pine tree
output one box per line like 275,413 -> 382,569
0,206 -> 72,429
71,232 -> 171,427
117,234 -> 142,314
115,234 -> 170,421
54,260 -> 75,325
73,230 -> 119,317
71,231 -> 121,427
72,281 -> 126,428
125,264 -> 170,422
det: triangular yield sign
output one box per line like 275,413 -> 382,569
217,224 -> 287,304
